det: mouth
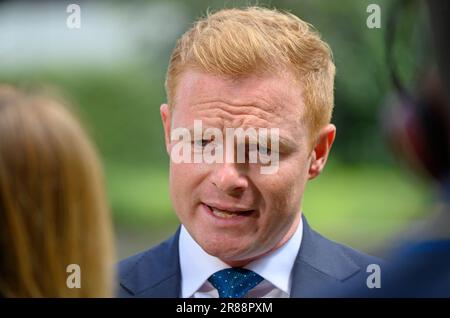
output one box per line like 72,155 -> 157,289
202,203 -> 255,219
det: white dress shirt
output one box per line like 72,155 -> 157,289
179,217 -> 303,298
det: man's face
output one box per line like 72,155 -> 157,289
161,69 -> 334,265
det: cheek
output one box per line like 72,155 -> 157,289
169,163 -> 192,211
170,162 -> 190,182
169,163 -> 207,210
257,157 -> 309,214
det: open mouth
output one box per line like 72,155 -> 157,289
203,203 -> 254,219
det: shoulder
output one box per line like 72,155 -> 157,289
291,216 -> 384,297
301,217 -> 383,273
320,231 -> 382,268
309,224 -> 384,274
118,237 -> 173,278
117,230 -> 181,297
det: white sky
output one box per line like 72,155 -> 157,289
0,1 -> 188,71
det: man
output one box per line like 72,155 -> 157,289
118,7 -> 380,298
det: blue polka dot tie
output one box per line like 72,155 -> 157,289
208,268 -> 264,298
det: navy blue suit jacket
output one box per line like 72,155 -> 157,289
118,215 -> 381,297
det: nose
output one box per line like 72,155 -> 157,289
210,163 -> 248,197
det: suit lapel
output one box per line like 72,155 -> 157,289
290,215 -> 362,297
120,217 -> 364,298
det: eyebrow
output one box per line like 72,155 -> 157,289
256,134 -> 296,152
185,127 -> 297,151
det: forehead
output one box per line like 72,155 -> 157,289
173,70 -> 304,126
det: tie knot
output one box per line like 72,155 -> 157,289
208,268 -> 263,298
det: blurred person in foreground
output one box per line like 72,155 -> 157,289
371,0 -> 450,297
333,0 -> 450,297
0,85 -> 115,297
118,7 -> 380,298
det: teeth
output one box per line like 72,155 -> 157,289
211,208 -> 239,218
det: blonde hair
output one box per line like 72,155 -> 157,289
0,85 -> 114,297
165,6 -> 336,139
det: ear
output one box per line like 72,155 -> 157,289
308,124 -> 336,180
160,103 -> 171,155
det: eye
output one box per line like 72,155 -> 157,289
257,144 -> 271,155
193,139 -> 211,148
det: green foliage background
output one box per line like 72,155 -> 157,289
0,0 -> 434,257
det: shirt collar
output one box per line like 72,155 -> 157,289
246,218 -> 303,294
179,217 -> 303,298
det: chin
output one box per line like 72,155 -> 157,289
198,235 -> 259,265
